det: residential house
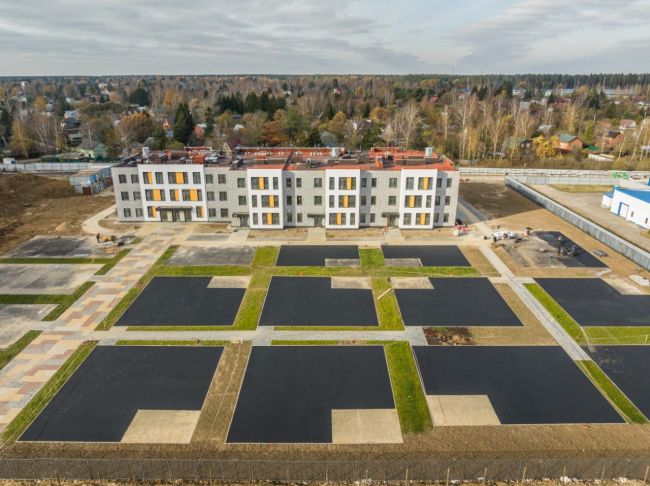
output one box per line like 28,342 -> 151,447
60,117 -> 83,147
619,119 -> 637,131
556,134 -> 584,153
602,130 -> 624,150
502,136 -> 533,156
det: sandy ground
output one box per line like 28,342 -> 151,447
0,173 -> 114,255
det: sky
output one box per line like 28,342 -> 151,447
1,0 -> 649,75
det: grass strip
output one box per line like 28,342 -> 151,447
577,360 -> 648,424
373,277 -> 404,330
96,246 -> 178,330
274,325 -> 384,331
95,249 -> 131,275
524,283 -> 587,345
384,341 -> 432,434
157,265 -> 251,276
0,331 -> 42,371
251,246 -> 279,267
43,282 -> 95,321
584,327 -> 650,345
1,341 -> 97,445
271,340 -> 397,345
127,325 -> 240,331
359,248 -> 385,270
116,340 -> 228,346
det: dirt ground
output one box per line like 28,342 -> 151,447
248,228 -> 307,240
0,173 -> 114,255
460,182 -> 540,220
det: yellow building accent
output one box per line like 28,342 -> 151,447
144,172 -> 152,184
420,213 -> 426,225
336,213 -> 342,225
266,213 -> 273,225
346,177 -> 352,190
153,189 -> 162,201
151,207 -> 157,217
190,189 -> 198,201
409,195 -> 415,208
175,172 -> 184,184
269,195 -> 275,208
174,189 -> 180,201
422,177 -> 429,190
344,195 -> 349,208
259,177 -> 265,190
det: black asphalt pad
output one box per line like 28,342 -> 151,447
227,346 -> 395,443
534,231 -> 606,268
276,245 -> 359,266
116,276 -> 245,326
536,278 -> 650,326
259,276 -> 378,326
381,245 -> 470,266
21,345 -> 222,442
395,278 -> 522,326
414,346 -> 623,424
588,346 -> 650,418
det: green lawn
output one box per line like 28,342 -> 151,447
584,327 -> 650,345
251,246 -> 279,267
372,277 -> 404,330
1,341 -> 97,445
524,283 -> 587,344
577,360 -> 648,424
360,248 -> 385,270
0,331 -> 42,371
94,248 -> 131,275
116,339 -> 228,346
0,281 -> 95,321
384,341 -> 432,434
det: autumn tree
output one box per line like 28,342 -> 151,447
120,112 -> 154,144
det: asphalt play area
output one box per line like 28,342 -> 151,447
21,345 -> 222,442
227,346 -> 399,443
116,276 -> 246,327
588,346 -> 650,418
5,236 -> 108,258
534,231 -> 606,268
536,278 -> 650,326
276,245 -> 359,266
259,276 -> 378,327
414,346 -> 623,425
166,246 -> 255,266
381,245 -> 470,266
395,278 -> 523,326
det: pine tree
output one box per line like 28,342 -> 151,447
174,103 -> 194,145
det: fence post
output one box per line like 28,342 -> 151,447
405,467 -> 409,486
446,467 -> 450,486
643,465 -> 649,486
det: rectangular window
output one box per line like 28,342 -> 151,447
360,214 -> 366,224
263,213 -> 279,225
147,206 -> 155,217
314,178 -> 322,188
361,178 -> 367,189
118,174 -> 127,184
253,213 -> 258,225
219,191 -> 227,201
286,177 -> 292,188
329,195 -> 335,207
417,213 -> 431,225
123,208 -> 131,217
426,195 -> 432,208
252,195 -> 258,207
208,208 -> 216,217
221,208 -> 229,218
135,208 -> 143,217
273,177 -> 279,190
370,213 -> 375,223
361,196 -> 367,206
413,195 -> 423,207
143,172 -> 152,184
238,195 -> 247,206
167,172 -> 175,184
205,174 -> 213,184
443,213 -> 449,223
404,213 -> 412,225
297,213 -> 302,223
193,172 -> 201,184
434,213 -> 440,223
182,189 -> 190,201
287,212 -> 293,223
121,191 -> 129,201
251,177 -> 268,190
196,206 -> 203,218
314,195 -> 322,206
371,196 -> 376,205
371,178 -> 377,188
296,178 -> 302,188
237,177 -> 245,188
155,172 -> 164,184
296,195 -> 302,206
329,213 -> 346,225
388,195 -> 396,206
446,178 -> 452,188
170,190 -> 178,201
218,174 -> 226,184
435,196 -> 441,206
445,196 -> 450,206
145,189 -> 153,201
437,177 -> 443,188
418,177 -> 433,190
207,191 -> 215,201
405,177 -> 414,190
338,177 -> 356,190
350,213 -> 356,225
329,177 -> 335,190
389,177 -> 397,188
133,191 -> 141,200
131,174 -> 139,184
286,195 -> 293,206
338,195 -> 356,207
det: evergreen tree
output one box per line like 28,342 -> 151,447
174,103 -> 194,145
306,128 -> 322,146
127,87 -> 150,106
205,106 -> 215,136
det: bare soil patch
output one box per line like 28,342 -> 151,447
461,247 -> 499,276
0,173 -> 114,254
248,229 -> 307,240
424,327 -> 475,345
460,182 -> 539,220
401,228 -> 457,239
327,228 -> 384,239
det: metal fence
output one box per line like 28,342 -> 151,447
506,177 -> 650,270
459,167 -> 650,178
0,457 -> 648,482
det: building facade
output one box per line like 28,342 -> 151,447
112,147 -> 459,229
601,186 -> 650,229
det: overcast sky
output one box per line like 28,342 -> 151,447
1,0 -> 649,75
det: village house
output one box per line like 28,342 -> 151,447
555,134 -> 584,153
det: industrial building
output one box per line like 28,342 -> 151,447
602,186 -> 650,229
111,146 -> 459,229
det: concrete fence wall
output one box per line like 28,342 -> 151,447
506,177 -> 650,270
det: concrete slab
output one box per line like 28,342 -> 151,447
630,275 -> 650,287
167,246 -> 254,266
331,409 -> 402,444
385,258 -> 421,267
330,277 -> 372,289
389,277 -> 433,290
5,236 -> 107,258
121,410 -> 200,444
0,264 -> 101,295
603,278 -> 645,295
185,234 -> 229,241
426,395 -> 500,426
324,258 -> 361,267
0,304 -> 56,347
208,276 -> 251,289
